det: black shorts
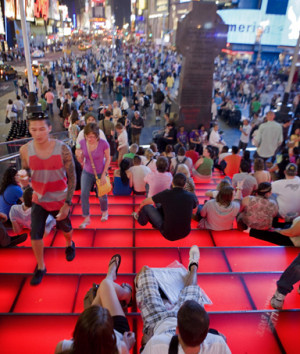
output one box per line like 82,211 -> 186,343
113,315 -> 130,335
31,203 -> 72,240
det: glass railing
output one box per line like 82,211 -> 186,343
0,131 -> 70,181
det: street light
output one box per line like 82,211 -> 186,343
19,0 -> 41,114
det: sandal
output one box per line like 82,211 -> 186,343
108,254 -> 121,276
79,218 -> 90,229
120,283 -> 133,312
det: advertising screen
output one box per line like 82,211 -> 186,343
16,0 -> 35,22
34,0 -> 49,20
218,0 -> 300,46
5,0 -> 15,19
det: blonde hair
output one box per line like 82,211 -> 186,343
176,164 -> 190,178
145,148 -> 154,160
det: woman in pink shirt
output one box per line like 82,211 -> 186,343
144,157 -> 172,198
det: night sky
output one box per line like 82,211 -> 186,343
60,0 -> 131,28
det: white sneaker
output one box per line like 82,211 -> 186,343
101,212 -> 109,222
155,116 -> 161,121
188,245 -> 200,271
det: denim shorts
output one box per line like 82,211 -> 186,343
31,203 -> 72,240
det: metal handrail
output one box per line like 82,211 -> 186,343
0,131 -> 68,146
0,134 -> 71,164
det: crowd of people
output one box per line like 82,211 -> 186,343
1,45 -> 300,353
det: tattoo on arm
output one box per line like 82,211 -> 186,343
62,144 -> 76,201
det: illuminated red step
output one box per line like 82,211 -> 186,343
43,248 -> 134,274
135,230 -> 214,247
72,204 -> 133,215
209,313 -> 282,354
211,230 -> 277,247
94,229 -> 133,247
0,248 -> 36,273
0,275 -> 24,312
198,274 -> 253,312
70,215 -> 133,229
52,229 -> 94,247
226,248 -> 300,272
244,273 -> 300,311
13,275 -> 78,313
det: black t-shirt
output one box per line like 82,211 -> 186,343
152,187 -> 198,241
131,116 -> 144,135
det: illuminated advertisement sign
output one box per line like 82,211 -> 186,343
34,0 -> 49,20
156,0 -> 168,13
218,0 -> 300,47
48,0 -> 60,21
16,0 -> 35,22
5,0 -> 15,19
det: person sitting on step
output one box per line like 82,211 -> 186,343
55,254 -> 135,354
135,245 -> 231,353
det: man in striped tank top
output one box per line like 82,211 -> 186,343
20,113 -> 76,285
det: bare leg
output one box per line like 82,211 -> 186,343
184,264 -> 198,287
92,257 -> 131,316
63,230 -> 73,247
31,239 -> 45,270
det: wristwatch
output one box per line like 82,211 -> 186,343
65,200 -> 72,206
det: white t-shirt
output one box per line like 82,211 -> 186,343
13,99 -> 25,111
209,130 -> 221,147
143,317 -> 231,354
9,204 -> 55,234
144,159 -> 157,172
240,125 -> 251,143
272,177 -> 300,218
76,128 -> 107,146
129,165 -> 151,192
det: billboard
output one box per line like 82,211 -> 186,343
34,0 -> 49,20
5,0 -> 15,19
48,0 -> 60,21
16,0 -> 35,22
218,0 -> 300,47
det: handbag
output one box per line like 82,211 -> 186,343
5,117 -> 10,124
87,144 -> 112,197
11,104 -> 18,113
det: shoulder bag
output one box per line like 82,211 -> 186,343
87,143 -> 112,197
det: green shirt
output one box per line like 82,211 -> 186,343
252,101 -> 261,113
38,98 -> 47,112
123,152 -> 135,160
196,157 -> 213,176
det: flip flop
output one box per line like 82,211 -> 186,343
108,254 -> 121,276
120,283 -> 133,312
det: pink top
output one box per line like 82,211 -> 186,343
45,91 -> 54,104
144,171 -> 172,198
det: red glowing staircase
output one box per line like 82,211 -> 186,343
0,166 -> 299,354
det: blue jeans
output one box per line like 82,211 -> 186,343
137,205 -> 163,231
81,170 -> 108,216
47,103 -> 53,116
277,253 -> 300,296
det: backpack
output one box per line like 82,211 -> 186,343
172,157 -> 187,175
144,95 -> 150,108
